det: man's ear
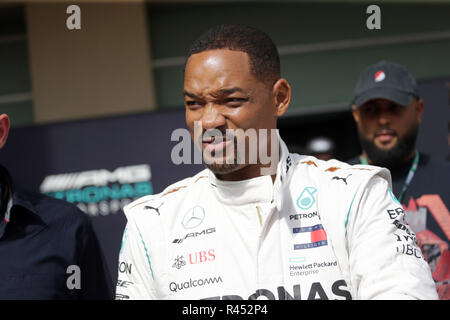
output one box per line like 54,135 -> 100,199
272,78 -> 291,117
0,114 -> 10,149
351,104 -> 360,124
415,98 -> 424,123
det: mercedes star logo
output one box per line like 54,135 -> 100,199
182,206 -> 205,229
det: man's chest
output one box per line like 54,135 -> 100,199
159,194 -> 351,300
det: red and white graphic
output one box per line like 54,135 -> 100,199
189,249 -> 216,265
374,70 -> 386,82
293,224 -> 328,250
403,195 -> 449,300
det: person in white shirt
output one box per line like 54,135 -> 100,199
115,24 -> 437,300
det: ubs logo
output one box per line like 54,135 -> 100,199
182,206 -> 205,229
172,255 -> 186,269
189,249 -> 216,264
172,250 -> 215,270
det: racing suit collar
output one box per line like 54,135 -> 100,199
207,131 -> 289,211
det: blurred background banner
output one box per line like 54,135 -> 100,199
0,109 -> 204,283
0,0 -> 449,282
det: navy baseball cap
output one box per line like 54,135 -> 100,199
353,60 -> 420,108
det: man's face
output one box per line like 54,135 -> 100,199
183,49 -> 287,180
352,97 -> 424,167
0,114 -> 10,150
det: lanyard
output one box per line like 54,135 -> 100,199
360,150 -> 419,204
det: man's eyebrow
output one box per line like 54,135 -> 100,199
183,87 -> 247,99
214,87 -> 246,96
183,91 -> 202,100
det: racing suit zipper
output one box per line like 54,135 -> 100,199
256,205 -> 263,226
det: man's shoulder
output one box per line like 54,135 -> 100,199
17,188 -> 90,227
415,153 -> 450,189
123,169 -> 209,217
346,155 -> 361,165
290,154 -> 385,180
414,153 -> 450,198
287,154 -> 391,198
420,153 -> 450,172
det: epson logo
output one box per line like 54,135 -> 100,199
172,228 -> 216,244
40,164 -> 151,192
290,212 -> 319,220
118,261 -> 132,275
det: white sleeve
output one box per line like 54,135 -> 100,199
347,175 -> 438,300
115,217 -> 158,300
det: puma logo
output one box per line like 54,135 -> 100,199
331,174 -> 352,185
144,202 -> 164,215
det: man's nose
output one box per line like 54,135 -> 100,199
377,107 -> 392,125
201,103 -> 226,130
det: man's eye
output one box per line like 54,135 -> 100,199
390,104 -> 403,113
186,101 -> 202,108
363,105 -> 378,114
225,98 -> 248,105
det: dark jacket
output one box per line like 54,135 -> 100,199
0,165 -> 114,299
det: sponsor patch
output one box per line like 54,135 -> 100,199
293,224 -> 328,250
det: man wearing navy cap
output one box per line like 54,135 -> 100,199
349,60 -> 450,299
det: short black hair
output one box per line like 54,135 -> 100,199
185,24 -> 281,85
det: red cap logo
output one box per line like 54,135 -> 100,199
374,70 -> 386,82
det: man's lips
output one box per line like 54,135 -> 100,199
202,136 -> 233,154
374,131 -> 397,143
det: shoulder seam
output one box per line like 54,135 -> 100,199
126,175 -> 209,210
161,175 -> 207,197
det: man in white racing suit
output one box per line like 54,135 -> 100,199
115,25 -> 437,300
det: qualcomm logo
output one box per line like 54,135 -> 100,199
182,206 -> 205,229
296,187 -> 317,210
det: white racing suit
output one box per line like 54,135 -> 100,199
116,138 -> 438,300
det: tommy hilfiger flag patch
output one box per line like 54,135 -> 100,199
293,224 -> 328,250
